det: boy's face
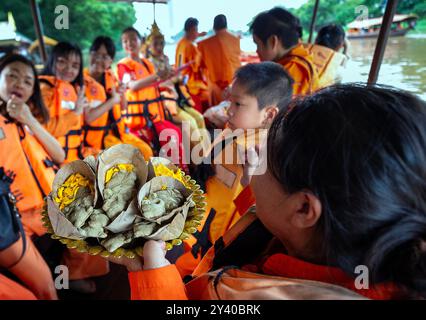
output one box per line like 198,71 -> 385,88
122,31 -> 141,56
55,53 -> 81,83
253,34 -> 277,62
0,61 -> 34,104
227,80 -> 267,130
187,26 -> 199,42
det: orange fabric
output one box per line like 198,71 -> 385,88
39,76 -> 83,162
175,130 -> 264,277
20,207 -> 46,237
62,249 -> 109,280
0,274 -> 37,300
82,71 -> 108,151
175,37 -> 208,98
303,43 -> 347,89
20,131 -> 56,197
85,69 -> 154,160
258,254 -> 401,300
198,30 -> 241,105
276,43 -> 319,96
104,68 -> 128,136
128,265 -> 187,300
233,185 -> 256,217
0,235 -> 55,299
117,57 -> 165,130
129,250 -> 401,301
0,114 -> 47,215
103,133 -> 153,161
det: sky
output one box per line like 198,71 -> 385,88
133,0 -> 308,41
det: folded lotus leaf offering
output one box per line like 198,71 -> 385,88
44,145 -> 205,257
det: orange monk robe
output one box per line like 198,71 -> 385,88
175,37 -> 209,108
198,30 -> 241,105
276,43 -> 319,96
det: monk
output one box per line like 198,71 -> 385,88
250,7 -> 319,96
175,17 -> 209,112
198,14 -> 241,106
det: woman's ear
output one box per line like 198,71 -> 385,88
268,35 -> 279,51
290,191 -> 322,229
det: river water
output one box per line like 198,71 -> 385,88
165,33 -> 426,100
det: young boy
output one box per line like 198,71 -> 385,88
250,7 -> 319,96
175,62 -> 293,277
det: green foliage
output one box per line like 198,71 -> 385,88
288,0 -> 425,39
0,0 -> 136,49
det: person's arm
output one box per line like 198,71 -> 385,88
108,240 -> 188,300
84,88 -> 121,124
127,74 -> 160,92
6,97 -> 65,164
0,235 -> 58,300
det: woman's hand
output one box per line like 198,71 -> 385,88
107,240 -> 170,272
109,87 -> 122,105
157,68 -> 172,82
74,85 -> 89,115
6,95 -> 36,126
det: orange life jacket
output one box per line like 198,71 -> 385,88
188,210 -> 401,300
176,129 -> 266,277
82,71 -> 108,150
0,114 -> 56,213
303,43 -> 347,89
117,57 -> 166,130
104,68 -> 127,136
39,75 -> 83,162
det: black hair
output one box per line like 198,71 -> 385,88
250,7 -> 302,49
90,36 -> 116,59
184,18 -> 199,32
214,14 -> 227,31
122,26 -> 143,40
267,83 -> 426,298
315,24 -> 345,51
0,53 -> 49,123
42,42 -> 83,87
234,62 -> 293,111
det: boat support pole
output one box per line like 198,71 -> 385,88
308,0 -> 320,43
367,0 -> 398,84
29,0 -> 47,64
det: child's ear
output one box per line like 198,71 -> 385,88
262,106 -> 279,127
290,191 -> 322,229
269,35 -> 279,51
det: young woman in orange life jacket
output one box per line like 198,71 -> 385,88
0,54 -> 62,300
39,42 -> 92,163
117,27 -> 188,172
39,43 -> 109,294
83,36 -> 153,160
110,84 -> 426,300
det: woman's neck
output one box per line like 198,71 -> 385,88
89,68 -> 103,82
129,52 -> 141,62
274,44 -> 298,62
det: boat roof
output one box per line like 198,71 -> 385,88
347,14 -> 418,29
0,21 -> 32,44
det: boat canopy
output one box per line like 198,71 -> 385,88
347,14 -> 418,29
